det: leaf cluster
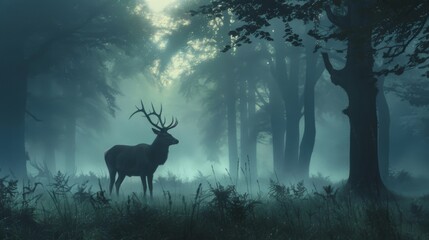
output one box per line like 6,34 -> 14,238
192,0 -> 429,77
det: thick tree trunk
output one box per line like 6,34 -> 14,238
346,82 -> 383,195
377,77 -> 390,182
226,77 -> 239,181
283,49 -> 301,178
323,1 -> 386,196
0,58 -> 28,179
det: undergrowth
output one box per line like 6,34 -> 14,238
0,172 -> 428,240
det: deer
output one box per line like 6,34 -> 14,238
105,101 -> 179,198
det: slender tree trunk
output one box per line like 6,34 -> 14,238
298,50 -> 318,180
272,43 -> 288,176
226,77 -> 239,181
377,77 -> 390,182
0,56 -> 28,179
268,75 -> 285,176
247,76 -> 257,179
323,1 -> 386,196
239,78 -> 249,176
283,49 -> 301,179
44,134 -> 57,173
64,116 -> 77,175
64,80 -> 78,175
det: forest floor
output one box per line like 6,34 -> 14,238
0,171 -> 428,240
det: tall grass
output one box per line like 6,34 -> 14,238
0,171 -> 428,240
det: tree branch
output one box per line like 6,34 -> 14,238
322,52 -> 343,87
376,15 -> 428,63
25,110 -> 42,122
26,0 -> 115,64
325,5 -> 350,29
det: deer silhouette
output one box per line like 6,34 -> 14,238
105,101 -> 179,198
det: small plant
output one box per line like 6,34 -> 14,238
73,180 -> 92,204
315,185 -> 338,203
0,177 -> 42,239
0,175 -> 18,234
210,184 -> 235,215
410,202 -> 424,221
186,183 -> 203,239
268,179 -> 292,204
74,179 -> 110,210
21,181 -> 42,210
90,190 -> 110,209
228,192 -> 259,223
208,183 -> 260,224
364,203 -> 397,239
291,181 -> 307,199
50,171 -> 74,195
0,176 -> 18,206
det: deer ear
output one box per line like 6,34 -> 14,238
152,128 -> 160,135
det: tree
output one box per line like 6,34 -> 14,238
26,50 -> 120,174
193,0 -> 429,196
267,39 -> 324,180
157,3 -> 249,180
178,48 -> 261,180
298,36 -> 326,179
321,0 -> 428,195
321,0 -> 382,195
0,0 -> 150,179
192,1 -> 324,182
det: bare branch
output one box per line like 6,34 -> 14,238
25,110 -> 42,122
322,52 -> 344,87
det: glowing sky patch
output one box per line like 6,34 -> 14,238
146,0 -> 177,12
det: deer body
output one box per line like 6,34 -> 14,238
105,101 -> 178,198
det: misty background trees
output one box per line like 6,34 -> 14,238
0,0 -> 151,178
192,0 -> 429,196
0,0 -> 428,198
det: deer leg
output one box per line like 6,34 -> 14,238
148,174 -> 154,199
141,175 -> 147,198
109,170 -> 117,195
115,173 -> 126,196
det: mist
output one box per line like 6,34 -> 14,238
1,0 -> 429,197
2,0 -> 429,239
25,61 -> 429,183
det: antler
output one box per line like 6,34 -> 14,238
165,116 -> 179,131
129,100 -> 178,131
